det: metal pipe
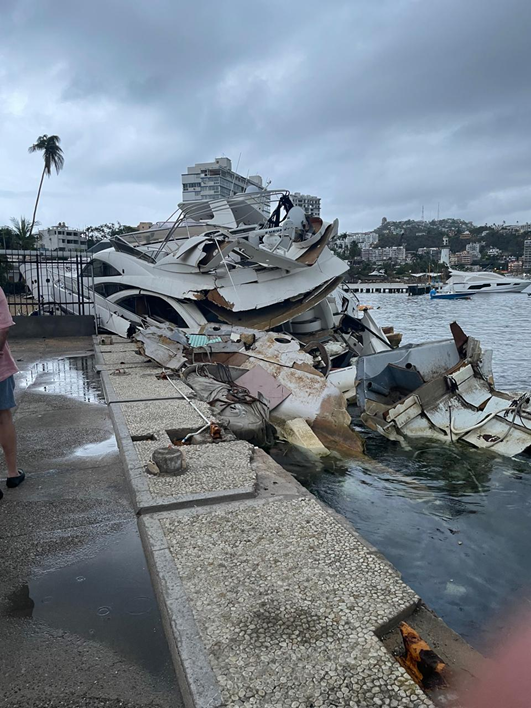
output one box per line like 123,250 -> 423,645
163,371 -> 211,425
180,422 -> 211,444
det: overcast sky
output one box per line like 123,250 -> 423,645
1,0 -> 531,232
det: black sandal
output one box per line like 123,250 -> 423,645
6,470 -> 25,488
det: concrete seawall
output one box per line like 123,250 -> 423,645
11,314 -> 95,339
95,336 -> 481,708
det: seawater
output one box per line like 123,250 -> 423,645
272,292 -> 531,655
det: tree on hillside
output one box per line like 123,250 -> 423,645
10,217 -> 38,249
0,227 -> 15,250
28,135 -> 64,238
331,233 -> 361,262
85,222 -> 136,245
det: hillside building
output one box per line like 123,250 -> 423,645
524,239 -> 531,273
361,246 -> 406,264
450,251 -> 473,266
37,223 -> 88,251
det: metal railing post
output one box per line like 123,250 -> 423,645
35,251 -> 42,314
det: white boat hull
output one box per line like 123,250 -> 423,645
443,269 -> 530,294
448,281 -> 529,294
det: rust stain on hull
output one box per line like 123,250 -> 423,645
202,276 -> 344,330
206,289 -> 235,310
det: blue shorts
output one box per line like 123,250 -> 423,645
0,375 -> 16,410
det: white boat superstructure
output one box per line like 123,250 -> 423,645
19,190 -> 399,414
443,270 -> 530,294
21,191 -> 348,336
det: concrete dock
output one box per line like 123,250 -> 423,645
96,337 -> 441,708
1,338 -> 183,708
2,335 -> 479,708
349,283 -> 436,295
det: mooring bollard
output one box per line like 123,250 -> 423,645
147,447 -> 187,476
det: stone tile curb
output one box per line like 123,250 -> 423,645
107,401 -> 256,515
138,514 -> 224,708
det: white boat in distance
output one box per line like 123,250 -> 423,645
442,269 -> 530,294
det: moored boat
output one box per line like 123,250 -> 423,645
442,270 -> 530,294
429,288 -> 472,300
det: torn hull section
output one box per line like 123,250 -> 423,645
133,324 -> 364,456
357,327 -> 531,458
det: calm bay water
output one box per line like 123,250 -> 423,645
272,292 -> 531,655
360,291 -> 531,391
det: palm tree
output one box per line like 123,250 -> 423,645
28,135 -> 64,238
10,217 -> 38,250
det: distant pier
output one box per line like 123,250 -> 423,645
350,282 -> 439,295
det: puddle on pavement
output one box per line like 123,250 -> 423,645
17,356 -> 103,404
71,437 -> 118,458
3,522 -> 173,678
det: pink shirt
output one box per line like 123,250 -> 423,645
0,287 -> 18,382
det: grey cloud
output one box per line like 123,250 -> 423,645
1,0 -> 531,230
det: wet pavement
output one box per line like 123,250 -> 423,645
0,337 -> 183,708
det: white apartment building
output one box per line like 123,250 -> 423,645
524,239 -> 531,273
347,232 -> 378,249
361,246 -> 406,264
181,157 -> 269,215
290,192 -> 321,217
37,223 -> 88,251
465,242 -> 482,258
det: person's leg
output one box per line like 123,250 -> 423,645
0,408 -> 18,477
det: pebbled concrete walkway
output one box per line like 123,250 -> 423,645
99,336 -> 435,708
1,337 -> 183,708
157,497 -> 432,708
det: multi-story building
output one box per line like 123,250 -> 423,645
290,192 -> 321,217
37,223 -> 88,251
450,251 -> 473,266
361,246 -> 406,264
181,157 -> 269,215
508,260 -> 523,273
524,239 -> 531,273
347,232 -> 378,249
465,242 -> 481,260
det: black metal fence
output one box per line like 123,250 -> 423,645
0,249 -> 94,317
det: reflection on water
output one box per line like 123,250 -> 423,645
17,356 -> 102,403
2,524 -> 169,676
5,584 -> 35,618
271,293 -> 531,654
271,430 -> 531,653
353,291 -> 531,391
71,437 -> 118,458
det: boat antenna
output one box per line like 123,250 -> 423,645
229,153 -> 242,198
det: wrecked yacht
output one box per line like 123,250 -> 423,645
356,322 -> 531,457
20,190 -> 397,377
133,321 -> 367,454
21,191 -> 350,338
